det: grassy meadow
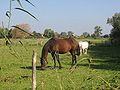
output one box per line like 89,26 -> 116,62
0,38 -> 120,90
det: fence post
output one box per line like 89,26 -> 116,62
32,49 -> 37,90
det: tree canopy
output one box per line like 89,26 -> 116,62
94,26 -> 102,38
43,29 -> 54,38
107,12 -> 120,44
11,24 -> 31,39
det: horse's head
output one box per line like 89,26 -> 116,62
75,45 -> 80,56
40,57 -> 48,70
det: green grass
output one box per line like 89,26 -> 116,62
0,39 -> 120,90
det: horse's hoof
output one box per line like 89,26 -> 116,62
69,66 -> 76,69
59,66 -> 63,69
69,67 -> 73,69
59,67 -> 62,69
41,67 -> 46,70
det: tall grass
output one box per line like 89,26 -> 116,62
2,0 -> 39,45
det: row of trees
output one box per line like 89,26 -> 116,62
43,29 -> 74,38
0,24 -> 107,39
43,26 -> 107,39
0,25 -> 104,39
0,12 -> 120,45
80,26 -> 103,38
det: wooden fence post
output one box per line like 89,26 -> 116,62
32,49 -> 37,90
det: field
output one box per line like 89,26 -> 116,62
0,38 -> 120,90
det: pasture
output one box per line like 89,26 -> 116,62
0,38 -> 120,90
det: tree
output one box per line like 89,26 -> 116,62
54,32 -> 60,38
68,31 -> 74,37
0,27 -> 10,38
0,27 -> 4,38
11,24 -> 31,39
107,13 -> 120,44
93,26 -> 102,38
103,34 -> 109,38
91,33 -> 95,38
81,32 -> 90,38
60,32 -> 67,38
32,31 -> 42,38
43,29 -> 54,38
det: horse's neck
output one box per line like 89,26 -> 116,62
41,45 -> 49,59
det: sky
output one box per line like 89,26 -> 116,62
0,0 -> 120,35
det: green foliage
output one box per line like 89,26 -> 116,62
60,32 -> 67,38
103,34 -> 109,38
54,32 -> 60,38
68,31 -> 74,37
81,32 -> 90,38
93,26 -> 102,38
32,31 -> 42,38
91,33 -> 96,38
43,29 -> 54,38
107,12 -> 120,45
0,27 -> 11,38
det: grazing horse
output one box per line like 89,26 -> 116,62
79,41 -> 89,55
40,37 -> 80,70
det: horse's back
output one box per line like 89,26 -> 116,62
46,37 -> 79,54
50,38 -> 72,53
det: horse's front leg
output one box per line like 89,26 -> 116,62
55,52 -> 62,69
51,53 -> 56,68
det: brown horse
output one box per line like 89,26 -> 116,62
40,37 -> 80,70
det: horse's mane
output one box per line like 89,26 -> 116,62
41,38 -> 57,57
67,37 -> 78,46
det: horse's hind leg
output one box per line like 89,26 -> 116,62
82,49 -> 84,54
72,55 -> 74,65
80,49 -> 82,56
74,55 -> 77,64
70,55 -> 77,69
85,48 -> 87,54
